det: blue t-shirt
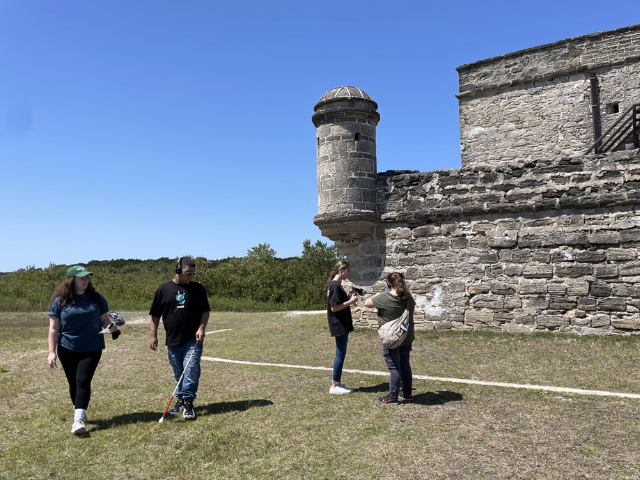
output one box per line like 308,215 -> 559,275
48,293 -> 109,352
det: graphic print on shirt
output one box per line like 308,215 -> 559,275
175,291 -> 186,310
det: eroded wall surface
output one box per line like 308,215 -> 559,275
348,150 -> 640,335
458,25 -> 640,166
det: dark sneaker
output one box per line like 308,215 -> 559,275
169,398 -> 184,416
183,401 -> 196,420
401,395 -> 414,403
378,395 -> 400,405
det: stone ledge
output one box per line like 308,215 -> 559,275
379,151 -> 640,222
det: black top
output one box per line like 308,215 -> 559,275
326,281 -> 354,337
149,281 -> 211,346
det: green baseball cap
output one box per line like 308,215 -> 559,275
66,265 -> 93,278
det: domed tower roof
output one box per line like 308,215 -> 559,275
317,86 -> 375,104
312,86 -> 379,126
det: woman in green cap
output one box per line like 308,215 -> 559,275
47,265 -> 119,434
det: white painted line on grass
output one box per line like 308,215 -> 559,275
201,356 -> 640,400
285,310 -> 325,316
205,329 -> 233,335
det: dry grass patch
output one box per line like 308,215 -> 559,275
1,311 -> 640,479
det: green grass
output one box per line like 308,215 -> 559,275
2,311 -> 640,479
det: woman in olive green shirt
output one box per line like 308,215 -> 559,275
365,272 -> 415,405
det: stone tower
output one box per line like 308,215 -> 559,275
311,25 -> 640,338
312,86 -> 380,254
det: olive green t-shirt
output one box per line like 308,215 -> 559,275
371,292 -> 415,343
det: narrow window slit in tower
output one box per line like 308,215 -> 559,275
606,102 -> 620,114
317,137 -> 320,145
355,133 -> 361,141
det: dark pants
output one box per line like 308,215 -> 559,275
381,341 -> 412,399
57,345 -> 102,410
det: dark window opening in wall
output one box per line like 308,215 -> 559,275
317,137 -> 320,145
355,133 -> 361,141
606,102 -> 620,114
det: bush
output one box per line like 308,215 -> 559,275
0,241 -> 341,312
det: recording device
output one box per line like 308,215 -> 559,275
352,287 -> 366,296
104,312 -> 126,340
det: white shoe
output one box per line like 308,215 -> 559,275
71,420 -> 86,435
330,383 -> 353,395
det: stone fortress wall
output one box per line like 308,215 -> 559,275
313,24 -> 640,335
458,24 -> 640,166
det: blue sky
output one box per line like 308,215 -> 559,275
0,1 -> 636,272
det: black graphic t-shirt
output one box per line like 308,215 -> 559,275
149,281 -> 211,346
326,281 -> 354,337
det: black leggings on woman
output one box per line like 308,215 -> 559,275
57,346 -> 102,410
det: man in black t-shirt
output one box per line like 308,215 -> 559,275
149,257 -> 211,420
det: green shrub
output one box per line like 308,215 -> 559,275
0,241 -> 341,312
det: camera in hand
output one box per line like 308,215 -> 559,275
108,312 -> 125,340
352,287 -> 366,296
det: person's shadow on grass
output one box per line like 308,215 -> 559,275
353,382 -> 389,394
411,391 -> 463,405
90,399 -> 273,431
196,399 -> 273,416
352,383 -> 463,405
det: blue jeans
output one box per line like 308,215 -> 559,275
167,340 -> 203,402
332,333 -> 349,383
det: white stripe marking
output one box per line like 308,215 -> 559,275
205,329 -> 232,335
201,356 -> 640,400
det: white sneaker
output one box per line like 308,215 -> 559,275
71,420 -> 86,435
329,383 -> 353,395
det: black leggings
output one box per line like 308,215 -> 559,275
57,346 -> 102,410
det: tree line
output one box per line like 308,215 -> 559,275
0,240 -> 340,312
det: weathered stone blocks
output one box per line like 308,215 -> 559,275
348,150 -> 640,336
316,27 -> 640,337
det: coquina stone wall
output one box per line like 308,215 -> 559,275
458,24 -> 640,166
314,25 -> 640,336
346,150 -> 640,335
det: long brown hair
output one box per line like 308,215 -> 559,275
51,277 -> 102,308
387,272 -> 410,302
328,260 -> 350,283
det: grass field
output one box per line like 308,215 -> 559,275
2,311 -> 640,479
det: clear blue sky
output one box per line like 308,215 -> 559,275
0,1 -> 635,272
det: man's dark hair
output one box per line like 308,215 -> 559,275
181,257 -> 196,268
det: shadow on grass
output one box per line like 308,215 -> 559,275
355,382 -> 389,394
196,399 -> 273,416
355,384 -> 463,405
411,390 -> 463,405
91,399 -> 273,431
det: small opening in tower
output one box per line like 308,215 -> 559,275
317,137 -> 320,145
354,133 -> 361,141
606,102 -> 620,114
